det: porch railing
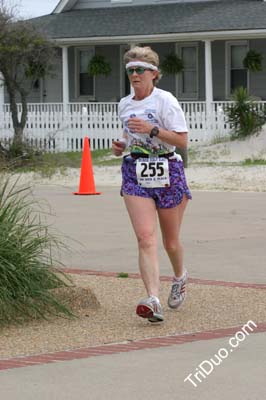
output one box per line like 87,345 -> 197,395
1,101 -> 266,152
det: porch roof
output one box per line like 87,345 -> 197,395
32,0 -> 266,42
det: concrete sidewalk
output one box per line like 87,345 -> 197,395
1,185 -> 265,399
1,333 -> 265,399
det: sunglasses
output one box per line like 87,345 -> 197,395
126,67 -> 152,75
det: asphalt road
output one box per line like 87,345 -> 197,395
33,185 -> 266,284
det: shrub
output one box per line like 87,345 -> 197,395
0,140 -> 42,170
0,176 -> 73,324
226,87 -> 266,140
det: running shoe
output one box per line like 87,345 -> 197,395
136,296 -> 164,322
168,269 -> 188,309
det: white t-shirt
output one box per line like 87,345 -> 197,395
118,87 -> 188,155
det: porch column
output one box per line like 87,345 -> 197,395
204,40 -> 213,118
62,46 -> 69,113
0,72 -> 4,111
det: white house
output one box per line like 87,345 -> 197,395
1,0 -> 266,150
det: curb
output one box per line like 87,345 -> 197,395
1,324 -> 266,372
63,268 -> 266,290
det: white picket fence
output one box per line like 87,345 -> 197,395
1,101 -> 266,152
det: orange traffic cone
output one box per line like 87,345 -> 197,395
73,136 -> 101,195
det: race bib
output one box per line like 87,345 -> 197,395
136,158 -> 170,188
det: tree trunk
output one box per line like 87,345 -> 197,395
4,78 -> 28,148
6,83 -> 22,147
20,90 -> 28,133
13,126 -> 24,146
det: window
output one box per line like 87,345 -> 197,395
179,45 -> 198,99
227,41 -> 248,96
76,47 -> 95,98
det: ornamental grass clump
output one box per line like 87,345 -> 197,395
226,87 -> 266,140
0,176 -> 73,325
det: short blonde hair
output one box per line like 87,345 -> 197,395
124,46 -> 162,85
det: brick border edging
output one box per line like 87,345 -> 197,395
63,268 -> 266,290
1,269 -> 265,372
1,324 -> 266,372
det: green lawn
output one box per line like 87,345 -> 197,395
241,158 -> 266,166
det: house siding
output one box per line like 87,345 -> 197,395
68,44 -> 121,102
144,42 -> 176,96
95,45 -> 121,101
212,41 -> 226,101
68,42 -> 182,102
26,48 -> 62,103
176,41 -> 205,101
69,47 -> 76,101
43,49 -> 63,102
211,38 -> 266,101
198,41 -> 206,101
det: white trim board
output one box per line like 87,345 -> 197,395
53,0 -> 78,14
53,29 -> 266,46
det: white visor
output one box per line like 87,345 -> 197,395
126,61 -> 158,71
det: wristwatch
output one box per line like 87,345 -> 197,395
150,126 -> 160,138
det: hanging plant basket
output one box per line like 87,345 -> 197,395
243,50 -> 263,72
161,53 -> 184,75
87,55 -> 112,77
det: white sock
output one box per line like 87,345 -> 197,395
150,295 -> 160,303
173,269 -> 186,282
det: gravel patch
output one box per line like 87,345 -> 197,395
1,274 -> 265,359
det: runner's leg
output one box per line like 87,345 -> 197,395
157,195 -> 188,277
123,194 -> 160,297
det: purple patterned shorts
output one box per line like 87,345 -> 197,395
121,155 -> 192,209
